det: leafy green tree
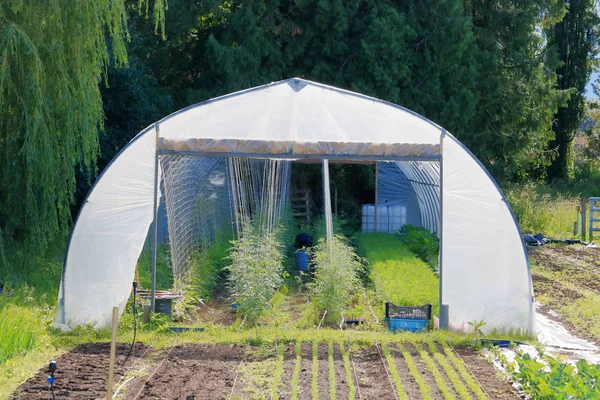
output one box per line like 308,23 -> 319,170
546,0 -> 600,180
466,0 -> 567,180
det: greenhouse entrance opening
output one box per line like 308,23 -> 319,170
139,154 -> 442,329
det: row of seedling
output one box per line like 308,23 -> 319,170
232,340 -> 488,400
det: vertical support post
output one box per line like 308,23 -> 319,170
438,131 -> 446,326
106,306 -> 119,399
150,124 -> 160,313
374,161 -> 379,233
581,197 -> 587,241
322,159 -> 333,243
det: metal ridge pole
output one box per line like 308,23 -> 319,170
439,130 -> 446,328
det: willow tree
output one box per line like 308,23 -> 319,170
0,0 -> 164,268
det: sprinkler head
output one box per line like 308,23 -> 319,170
49,360 -> 57,374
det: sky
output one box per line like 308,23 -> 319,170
586,71 -> 599,99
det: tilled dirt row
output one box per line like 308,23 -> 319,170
13,342 -> 517,399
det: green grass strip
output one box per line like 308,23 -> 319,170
441,344 -> 488,400
291,342 -> 302,400
271,343 -> 285,400
339,342 -> 356,400
328,342 -> 336,400
398,343 -> 433,400
312,341 -> 319,400
380,342 -> 408,400
418,344 -> 456,400
426,342 -> 471,400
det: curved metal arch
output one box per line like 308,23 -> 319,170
443,133 -> 534,334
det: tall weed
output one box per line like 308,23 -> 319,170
226,224 -> 284,325
309,236 -> 364,324
0,287 -> 51,364
504,183 -> 579,239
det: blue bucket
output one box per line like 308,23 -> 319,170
295,250 -> 310,271
386,318 -> 428,333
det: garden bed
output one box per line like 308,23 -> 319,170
12,341 -> 517,399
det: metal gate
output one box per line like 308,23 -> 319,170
590,197 -> 600,239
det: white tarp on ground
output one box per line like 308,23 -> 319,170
56,78 -> 533,333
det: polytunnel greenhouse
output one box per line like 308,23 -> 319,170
55,78 -> 534,334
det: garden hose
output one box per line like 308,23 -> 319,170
123,281 -> 138,366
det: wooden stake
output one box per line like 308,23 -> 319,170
107,306 -> 119,399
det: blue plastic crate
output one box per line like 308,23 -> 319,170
386,317 -> 429,333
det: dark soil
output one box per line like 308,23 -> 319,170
389,345 -> 422,399
12,342 -> 150,400
297,344 -> 312,400
12,342 -> 518,400
330,344 -> 350,399
276,345 -> 296,400
315,344 -> 330,398
351,345 -> 397,400
417,343 -> 460,399
126,343 -> 244,400
454,347 -> 520,399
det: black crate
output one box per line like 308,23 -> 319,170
385,303 -> 432,320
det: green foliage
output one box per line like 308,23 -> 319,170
137,243 -> 173,291
0,301 -> 49,364
504,183 -> 580,238
328,342 -> 336,399
339,342 -> 356,400
397,225 -> 439,273
508,349 -> 600,399
355,233 -> 438,318
0,0 -> 168,268
546,0 -> 600,180
227,224 -> 284,325
381,342 -> 409,400
186,229 -> 232,299
309,236 -> 364,325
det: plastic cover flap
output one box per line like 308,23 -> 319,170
56,128 -> 159,329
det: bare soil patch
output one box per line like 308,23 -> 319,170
276,345 -> 296,399
388,345 -> 422,399
297,344 -> 312,400
12,342 -> 150,400
330,344 -> 350,399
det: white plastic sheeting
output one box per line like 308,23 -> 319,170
375,161 -> 440,234
442,135 -> 533,333
157,79 -> 442,158
56,78 -> 533,333
55,127 -> 159,329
